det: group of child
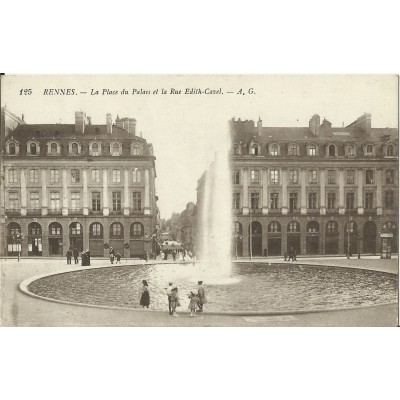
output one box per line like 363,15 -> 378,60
140,280 -> 207,317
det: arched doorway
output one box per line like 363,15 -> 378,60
344,221 -> 358,256
130,222 -> 145,258
28,222 -> 42,256
232,221 -> 243,257
110,222 -> 124,255
268,221 -> 281,256
306,221 -> 320,254
248,221 -> 262,256
382,222 -> 397,253
69,222 -> 83,252
89,222 -> 104,256
325,221 -> 339,254
49,222 -> 63,256
363,221 -> 377,254
287,221 -> 301,255
7,222 -> 21,256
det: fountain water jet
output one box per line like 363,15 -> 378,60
197,130 -> 239,285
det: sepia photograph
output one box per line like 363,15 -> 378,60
0,74 -> 398,327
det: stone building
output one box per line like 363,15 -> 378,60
1,110 -> 159,258
199,113 -> 398,257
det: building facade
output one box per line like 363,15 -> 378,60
1,110 -> 159,258
228,113 -> 398,257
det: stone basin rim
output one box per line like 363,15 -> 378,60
19,261 -> 398,317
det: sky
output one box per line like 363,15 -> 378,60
1,75 -> 398,219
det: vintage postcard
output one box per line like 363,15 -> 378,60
0,75 -> 398,326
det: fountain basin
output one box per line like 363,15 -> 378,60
24,263 -> 398,314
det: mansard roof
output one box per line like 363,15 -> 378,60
9,123 -> 147,142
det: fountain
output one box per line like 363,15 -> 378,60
196,130 -> 238,284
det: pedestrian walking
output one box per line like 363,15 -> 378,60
116,252 -> 121,264
66,249 -> 72,264
172,250 -> 176,261
293,249 -> 297,261
73,248 -> 79,264
170,285 -> 180,317
139,280 -> 150,308
182,249 -> 186,262
197,281 -> 207,312
284,250 -> 287,261
188,289 -> 198,317
165,282 -> 173,315
109,247 -> 115,264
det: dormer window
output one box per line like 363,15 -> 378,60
328,144 -> 336,157
27,140 -> 40,155
250,144 -> 258,155
47,141 -> 61,155
92,143 -> 99,156
366,144 -> 373,155
347,145 -> 355,156
68,141 -> 81,155
72,143 -> 79,155
111,142 -> 122,156
270,144 -> 279,156
131,142 -> 142,156
309,144 -> 316,156
89,141 -> 101,156
233,144 -> 240,155
288,143 -> 299,156
6,139 -> 19,155
386,145 -> 394,157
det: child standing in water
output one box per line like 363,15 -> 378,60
188,289 -> 198,317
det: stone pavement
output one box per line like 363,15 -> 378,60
0,256 -> 398,327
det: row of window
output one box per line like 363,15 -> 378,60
8,168 -> 144,184
233,169 -> 395,185
6,140 -> 143,157
232,190 -> 395,210
233,220 -> 397,234
234,142 -> 396,157
7,191 -> 143,212
7,222 -> 145,238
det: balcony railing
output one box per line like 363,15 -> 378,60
110,209 -> 123,215
89,210 -> 102,215
27,208 -> 42,215
48,208 -> 62,215
326,208 -> 338,214
6,209 -> 20,215
69,208 -> 83,215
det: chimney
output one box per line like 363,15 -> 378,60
106,113 -> 112,134
321,118 -> 332,130
257,117 -> 262,136
126,118 -> 136,135
75,111 -> 86,134
309,114 -> 320,136
22,114 -> 24,121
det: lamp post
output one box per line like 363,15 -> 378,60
15,233 -> 23,262
346,211 -> 351,259
249,208 -> 253,260
233,232 -> 243,261
358,231 -> 362,259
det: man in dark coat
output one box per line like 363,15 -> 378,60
66,249 -> 72,264
73,248 -> 79,264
